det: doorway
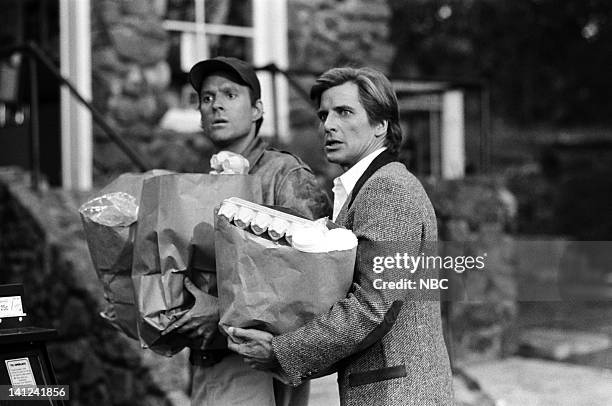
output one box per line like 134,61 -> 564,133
0,0 -> 61,186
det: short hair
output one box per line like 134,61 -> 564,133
310,67 -> 402,154
249,88 -> 263,135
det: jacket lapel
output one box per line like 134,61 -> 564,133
241,136 -> 267,172
346,150 -> 398,210
335,150 -> 398,227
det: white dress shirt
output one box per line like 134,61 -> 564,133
332,148 -> 387,222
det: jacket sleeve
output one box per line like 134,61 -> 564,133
274,166 -> 332,220
271,175 -> 433,386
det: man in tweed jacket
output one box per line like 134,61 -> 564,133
228,67 -> 454,405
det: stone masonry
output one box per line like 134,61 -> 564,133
288,0 -> 394,73
91,0 -> 211,180
425,177 -> 518,362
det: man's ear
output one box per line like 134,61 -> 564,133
374,120 -> 388,137
252,99 -> 264,122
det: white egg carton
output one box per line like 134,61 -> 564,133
218,197 -> 314,242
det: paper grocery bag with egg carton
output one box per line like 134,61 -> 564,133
132,172 -> 262,356
79,169 -> 174,341
215,198 -> 357,336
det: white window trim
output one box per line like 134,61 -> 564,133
163,20 -> 255,38
441,90 -> 465,179
60,0 -> 92,190
395,83 -> 466,179
254,0 -> 289,141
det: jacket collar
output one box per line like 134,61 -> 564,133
240,135 -> 267,172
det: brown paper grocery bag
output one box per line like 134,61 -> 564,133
80,170 -> 173,340
132,173 -> 262,356
215,215 -> 356,336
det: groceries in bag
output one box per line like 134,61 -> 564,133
215,198 -> 357,335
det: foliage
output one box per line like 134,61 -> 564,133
388,0 -> 612,125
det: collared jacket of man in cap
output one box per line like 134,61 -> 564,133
162,56 -> 331,406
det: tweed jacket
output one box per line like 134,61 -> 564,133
272,154 -> 454,406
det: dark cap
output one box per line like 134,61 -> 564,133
189,56 -> 261,99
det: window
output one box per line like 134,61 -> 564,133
163,0 -> 289,140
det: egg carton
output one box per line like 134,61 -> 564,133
218,197 -> 314,242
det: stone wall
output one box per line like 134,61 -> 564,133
287,0 -> 394,73
0,168 -> 189,406
91,0 -> 211,181
425,177 -> 518,362
506,141 -> 612,240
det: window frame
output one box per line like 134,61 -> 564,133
162,0 -> 289,141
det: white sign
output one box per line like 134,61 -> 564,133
0,296 -> 26,318
5,358 -> 37,386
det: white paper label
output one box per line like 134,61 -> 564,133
0,296 -> 26,318
5,358 -> 37,386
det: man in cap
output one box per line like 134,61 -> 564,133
163,57 -> 330,406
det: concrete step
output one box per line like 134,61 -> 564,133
518,328 -> 611,361
460,357 -> 612,406
304,355 -> 612,406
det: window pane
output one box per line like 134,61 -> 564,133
165,0 -> 195,21
166,31 -> 190,106
165,31 -> 253,103
167,31 -> 184,74
207,34 -> 253,62
163,1 -> 255,111
205,0 -> 252,27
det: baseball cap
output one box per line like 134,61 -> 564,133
189,56 -> 261,100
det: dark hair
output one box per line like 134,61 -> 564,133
251,89 -> 263,135
310,67 -> 402,154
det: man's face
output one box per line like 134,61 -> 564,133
199,72 -> 260,149
317,82 -> 384,169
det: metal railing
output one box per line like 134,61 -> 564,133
0,41 -> 151,190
